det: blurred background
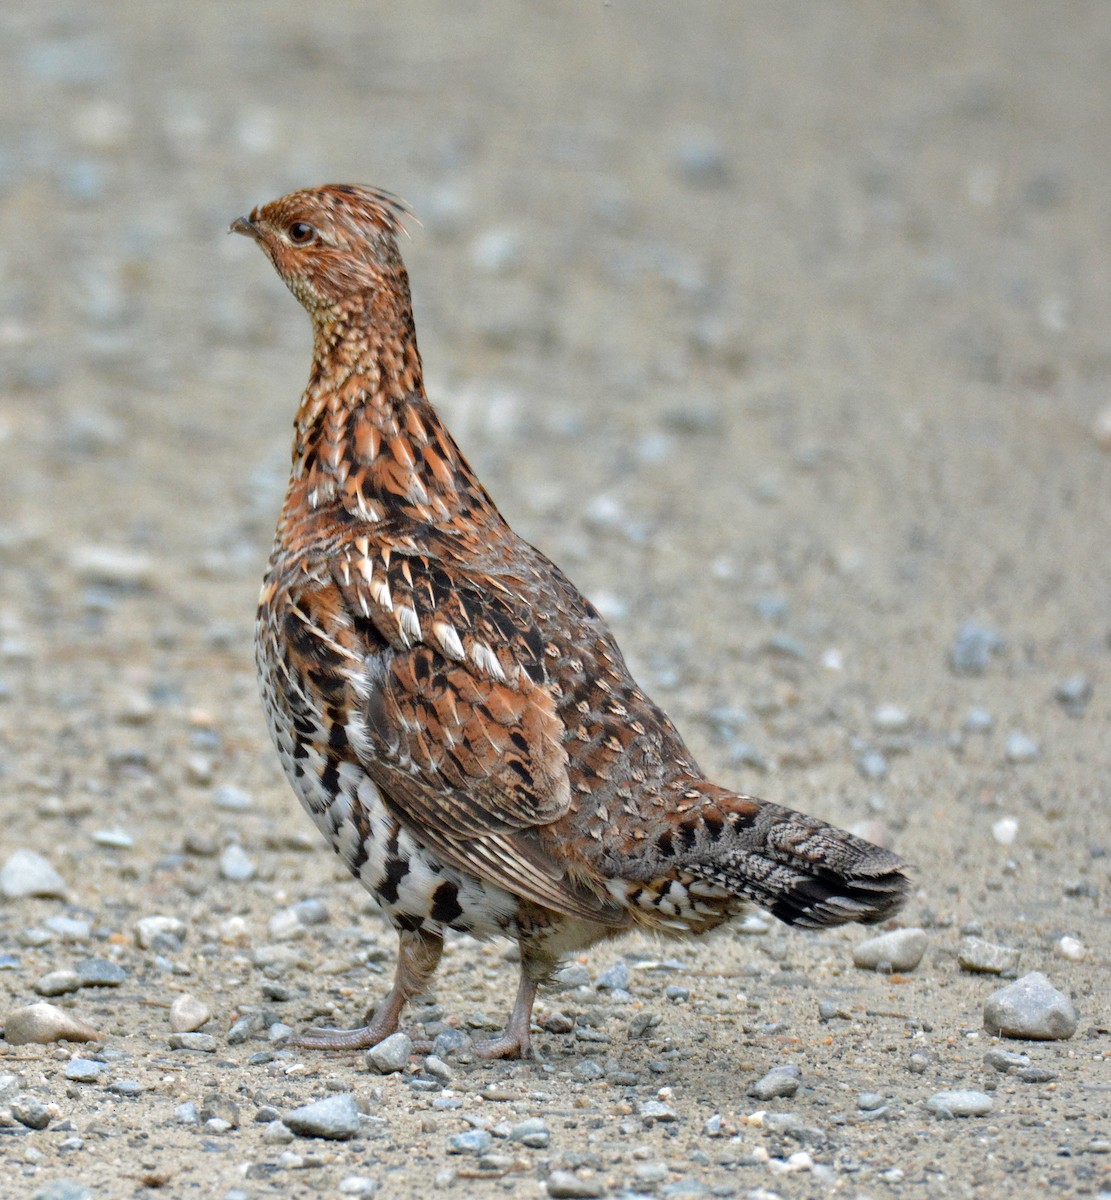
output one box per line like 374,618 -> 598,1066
3,0 -> 1109,841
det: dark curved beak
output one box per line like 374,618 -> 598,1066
229,215 -> 260,239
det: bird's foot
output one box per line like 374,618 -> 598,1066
292,1022 -> 391,1051
473,1030 -> 533,1060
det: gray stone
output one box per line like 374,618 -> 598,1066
1054,674 -> 1092,714
64,1058 -> 110,1083
872,705 -> 912,732
0,849 -> 68,899
338,1176 -> 379,1195
983,972 -> 1078,1040
43,916 -> 91,941
926,1090 -> 993,1118
595,960 -> 629,990
853,928 -> 928,972
950,623 -> 1003,674
133,915 -> 187,950
35,969 -> 83,996
546,1170 -> 606,1198
366,1031 -> 412,1073
984,1047 -> 1030,1073
263,1119 -> 295,1144
3,1003 -> 99,1045
212,785 -> 252,810
958,936 -> 1021,975
219,843 -> 257,882
12,1097 -> 52,1129
449,1128 -> 492,1154
639,1099 -> 678,1123
284,1093 -> 361,1140
168,1032 -> 218,1052
106,1080 -> 144,1097
510,1116 -> 550,1148
432,1028 -> 471,1057
170,993 -> 210,1032
1005,732 -> 1040,763
30,1181 -> 92,1200
748,1064 -> 801,1100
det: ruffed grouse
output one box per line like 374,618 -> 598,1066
232,184 -> 908,1058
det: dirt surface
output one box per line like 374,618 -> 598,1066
1,3 -> 1109,1198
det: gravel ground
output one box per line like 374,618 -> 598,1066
2,4 -> 1110,1199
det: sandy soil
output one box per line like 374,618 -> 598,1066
1,3 -> 1109,1198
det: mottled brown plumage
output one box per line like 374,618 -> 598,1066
232,184 -> 909,1058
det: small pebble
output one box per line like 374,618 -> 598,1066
170,993 -> 211,1032
856,751 -> 888,780
263,1120 -> 295,1145
950,623 -> 1003,674
991,818 -> 1018,846
219,843 -> 257,882
595,960 -> 629,991
175,1102 -> 200,1124
857,1092 -> 885,1111
962,707 -> 994,733
925,1090 -> 993,1118
71,545 -> 155,589
958,936 -> 1020,975
92,829 -> 133,849
983,972 -> 1078,1040
284,1093 -> 361,1140
366,1031 -> 412,1074
0,849 -> 68,899
449,1128 -> 491,1154
338,1177 -> 379,1196
64,1058 -> 110,1083
212,785 -> 252,811
432,1028 -> 472,1057
853,928 -> 928,972
30,1182 -> 91,1200
12,1097 -> 53,1129
74,957 -> 127,987
872,704 -> 911,732
673,130 -> 729,187
106,1080 -> 144,1097
35,969 -> 82,997
748,1064 -> 801,1100
133,915 -> 187,950
510,1117 -> 550,1148
984,1047 -> 1030,1072
44,916 -> 91,941
168,1032 -> 218,1053
1054,675 -> 1092,715
1005,733 -> 1040,763
639,1099 -> 678,1123
1056,936 -> 1087,962
546,1170 -> 606,1199
3,1003 -> 99,1045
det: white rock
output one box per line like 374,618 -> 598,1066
958,937 -> 1021,975
852,927 -> 928,972
983,972 -> 1078,1040
926,1090 -> 993,1118
3,1002 -> 99,1045
284,1093 -> 361,1140
133,915 -> 187,949
1056,936 -> 1087,962
0,849 -> 68,899
991,818 -> 1018,846
71,545 -> 155,589
219,843 -> 256,882
170,993 -> 211,1033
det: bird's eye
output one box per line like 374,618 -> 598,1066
287,222 -> 316,244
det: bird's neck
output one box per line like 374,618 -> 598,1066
287,292 -> 491,527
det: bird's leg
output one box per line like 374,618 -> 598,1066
294,925 -> 443,1051
474,969 -> 539,1060
474,933 -> 556,1060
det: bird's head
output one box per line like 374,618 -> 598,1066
230,184 -> 413,320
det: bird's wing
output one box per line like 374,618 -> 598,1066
284,537 -> 619,923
